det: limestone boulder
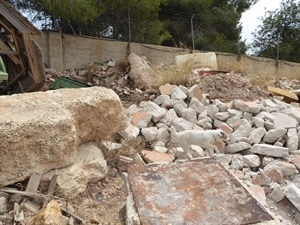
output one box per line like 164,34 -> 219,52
128,53 -> 156,89
30,200 -> 62,225
51,142 -> 108,199
0,87 -> 127,187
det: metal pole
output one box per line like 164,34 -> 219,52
277,33 -> 280,60
237,24 -> 241,56
191,14 -> 195,50
128,6 -> 131,42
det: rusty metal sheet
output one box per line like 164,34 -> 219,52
128,158 -> 273,225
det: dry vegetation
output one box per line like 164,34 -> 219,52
153,63 -> 194,87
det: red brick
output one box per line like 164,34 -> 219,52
291,155 -> 300,170
219,123 -> 233,135
142,150 -> 175,163
265,169 -> 284,184
159,84 -> 174,95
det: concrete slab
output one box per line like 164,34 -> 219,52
128,158 -> 273,225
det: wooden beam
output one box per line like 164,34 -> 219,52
267,86 -> 299,103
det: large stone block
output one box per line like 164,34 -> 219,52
0,87 -> 127,186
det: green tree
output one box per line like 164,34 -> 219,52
160,0 -> 258,53
8,0 -> 170,45
251,0 -> 300,62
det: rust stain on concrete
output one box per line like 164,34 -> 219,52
128,158 -> 273,225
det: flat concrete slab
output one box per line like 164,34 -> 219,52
128,158 -> 273,225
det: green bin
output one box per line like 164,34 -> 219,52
0,56 -> 8,82
51,77 -> 89,90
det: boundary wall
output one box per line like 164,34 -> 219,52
33,32 -> 300,80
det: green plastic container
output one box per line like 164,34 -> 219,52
51,77 -> 89,90
0,56 -> 8,82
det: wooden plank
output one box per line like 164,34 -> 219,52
25,172 -> 42,193
60,206 -> 85,224
267,86 -> 299,103
47,174 -> 58,195
0,188 -> 45,199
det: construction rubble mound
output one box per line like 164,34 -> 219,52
0,53 -> 300,224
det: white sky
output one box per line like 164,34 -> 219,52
240,0 -> 282,44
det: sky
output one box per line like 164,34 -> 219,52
240,0 -> 282,45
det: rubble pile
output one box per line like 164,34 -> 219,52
42,54 -> 275,107
117,83 -> 300,224
196,72 -> 270,102
43,54 -> 159,107
1,52 -> 300,224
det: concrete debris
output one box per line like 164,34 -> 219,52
1,53 -> 300,224
284,183 -> 300,212
0,87 -> 127,187
117,80 -> 300,224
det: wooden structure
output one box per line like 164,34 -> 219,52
0,1 -> 44,94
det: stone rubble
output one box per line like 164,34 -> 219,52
119,82 -> 300,224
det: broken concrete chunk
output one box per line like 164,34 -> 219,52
273,113 -> 299,129
214,112 -> 229,121
170,118 -> 194,132
226,115 -> 242,129
242,155 -> 261,168
249,127 -> 266,144
206,105 -> 219,119
230,154 -> 244,170
282,107 -> 300,122
230,119 -> 252,142
213,99 -> 228,112
173,102 -> 187,117
268,183 -> 285,203
253,117 -> 265,128
120,124 -> 140,140
126,104 -> 139,117
141,101 -> 166,123
263,128 -> 287,144
287,128 -> 299,152
189,97 -> 206,114
228,108 -> 243,118
154,94 -> 171,107
284,183 -> 300,212
262,156 -> 275,167
160,109 -> 179,126
250,144 -> 289,158
188,84 -> 203,102
141,127 -> 158,142
233,100 -> 261,115
156,127 -> 170,143
277,161 -> 297,176
181,108 -> 197,124
226,142 -> 252,154
171,86 -> 187,100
